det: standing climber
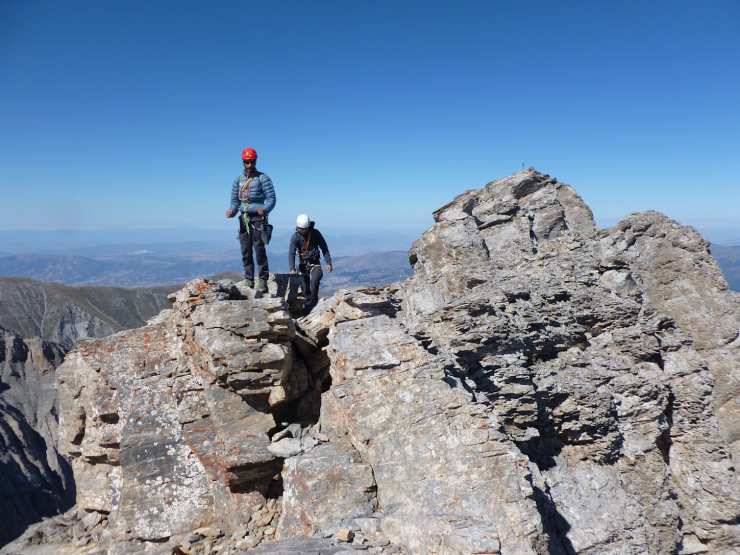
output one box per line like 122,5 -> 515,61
225,147 -> 276,293
289,214 -> 333,315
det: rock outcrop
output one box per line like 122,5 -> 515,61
2,279 -> 371,553
3,169 -> 738,554
0,327 -> 72,546
297,169 -> 739,554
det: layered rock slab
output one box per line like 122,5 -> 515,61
293,169 -> 738,554
301,290 -> 547,554
277,439 -> 377,538
400,169 -> 740,554
6,279 -> 317,553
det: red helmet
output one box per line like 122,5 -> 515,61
241,147 -> 258,161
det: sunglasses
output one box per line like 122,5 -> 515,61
243,159 -> 256,164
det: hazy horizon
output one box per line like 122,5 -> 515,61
0,216 -> 738,257
0,226 -> 425,257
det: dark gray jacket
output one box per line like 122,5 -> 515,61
289,223 -> 331,271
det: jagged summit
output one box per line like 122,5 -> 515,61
433,168 -> 594,237
407,168 -> 597,318
3,170 -> 739,554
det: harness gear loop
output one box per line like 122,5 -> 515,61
300,229 -> 313,260
239,177 -> 254,231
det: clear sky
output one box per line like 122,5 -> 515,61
2,0 -> 739,243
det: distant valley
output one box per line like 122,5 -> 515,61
0,249 -> 413,291
0,250 -> 413,346
0,278 -> 172,348
0,252 -> 236,287
712,244 -> 740,291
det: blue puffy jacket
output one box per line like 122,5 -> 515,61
229,171 -> 276,215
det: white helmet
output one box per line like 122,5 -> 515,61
296,214 -> 310,229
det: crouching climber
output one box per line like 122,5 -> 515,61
289,214 -> 332,315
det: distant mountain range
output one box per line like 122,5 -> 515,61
0,253 -> 239,287
711,245 -> 740,291
0,250 -> 413,290
0,278 -> 172,349
0,251 -> 413,347
0,228 -> 423,258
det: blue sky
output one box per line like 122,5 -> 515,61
1,0 -> 739,244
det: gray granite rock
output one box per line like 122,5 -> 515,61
277,440 -> 376,538
0,329 -> 72,546
396,169 -> 739,553
245,536 -> 349,554
296,169 -> 738,554
5,169 -> 738,555
4,279 -> 318,553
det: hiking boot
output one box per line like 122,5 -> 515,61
255,278 -> 268,294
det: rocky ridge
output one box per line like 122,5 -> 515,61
2,277 -> 380,554
0,278 -> 171,350
3,169 -> 739,554
0,327 -> 73,546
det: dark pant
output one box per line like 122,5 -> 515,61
239,216 -> 269,282
300,263 -> 323,314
